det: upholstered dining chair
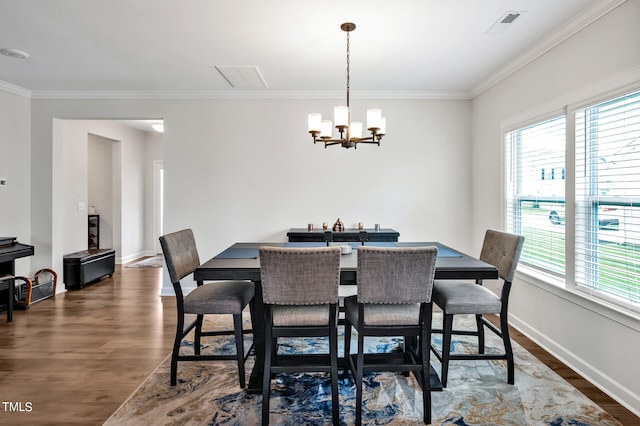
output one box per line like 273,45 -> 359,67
430,229 -> 524,387
159,229 -> 255,388
343,246 -> 439,426
259,246 -> 342,426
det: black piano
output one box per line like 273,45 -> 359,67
0,237 -> 35,322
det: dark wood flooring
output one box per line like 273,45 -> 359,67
0,263 -> 637,425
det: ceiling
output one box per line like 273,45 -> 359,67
0,0 -> 621,99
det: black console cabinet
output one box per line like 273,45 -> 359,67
287,228 -> 399,243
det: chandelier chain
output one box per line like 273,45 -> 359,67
346,30 -> 350,108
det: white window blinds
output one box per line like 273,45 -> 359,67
575,90 -> 640,306
505,116 -> 566,276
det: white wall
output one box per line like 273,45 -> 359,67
88,133 -> 115,249
27,97 -> 472,294
471,0 -> 640,415
161,98 -> 473,255
119,126 -> 147,262
144,132 -> 164,254
0,90 -> 31,276
60,119 -> 90,252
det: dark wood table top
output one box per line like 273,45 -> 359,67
195,241 -> 498,282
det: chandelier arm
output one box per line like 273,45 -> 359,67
317,137 -> 343,144
324,141 -> 343,147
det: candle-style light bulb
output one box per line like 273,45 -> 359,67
350,121 -> 363,138
334,106 -> 349,128
320,120 -> 333,138
367,108 -> 382,131
308,113 -> 322,133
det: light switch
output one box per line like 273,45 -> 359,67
0,178 -> 6,187
78,201 -> 86,211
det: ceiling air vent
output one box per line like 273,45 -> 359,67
215,66 -> 268,88
501,13 -> 521,24
486,11 -> 525,35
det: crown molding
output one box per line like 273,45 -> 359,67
0,83 -> 471,100
471,0 -> 627,98
0,80 -> 31,98
25,89 -> 471,101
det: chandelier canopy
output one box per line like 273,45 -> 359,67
307,23 -> 386,149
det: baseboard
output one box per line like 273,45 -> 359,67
120,251 -> 148,264
509,313 -> 640,417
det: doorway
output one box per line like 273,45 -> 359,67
56,119 -> 164,265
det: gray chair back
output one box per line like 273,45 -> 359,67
159,229 -> 200,284
479,229 -> 525,283
357,246 -> 438,304
259,246 -> 341,305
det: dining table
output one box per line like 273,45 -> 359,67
194,241 -> 498,393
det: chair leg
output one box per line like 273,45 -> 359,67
422,303 -> 433,424
233,314 -> 246,388
355,328 -> 365,426
330,312 -> 339,425
194,314 -> 203,355
420,327 -> 431,424
170,313 -> 185,386
475,314 -> 486,354
343,319 -> 352,378
402,335 -> 411,376
262,315 -> 273,425
500,310 -> 515,385
441,313 -> 454,387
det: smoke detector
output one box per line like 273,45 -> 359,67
0,48 -> 30,59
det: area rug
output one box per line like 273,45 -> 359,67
126,255 -> 163,268
105,313 -> 620,425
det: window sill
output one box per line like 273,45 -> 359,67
516,265 -> 640,332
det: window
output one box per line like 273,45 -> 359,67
575,91 -> 640,305
505,116 -> 566,276
505,89 -> 640,311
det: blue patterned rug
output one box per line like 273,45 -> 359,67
105,313 -> 620,425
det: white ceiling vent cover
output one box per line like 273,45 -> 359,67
215,66 -> 268,88
486,11 -> 525,35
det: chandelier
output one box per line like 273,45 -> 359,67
307,23 -> 386,149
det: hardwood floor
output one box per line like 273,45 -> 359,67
0,264 -> 637,425
0,264 -> 175,425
